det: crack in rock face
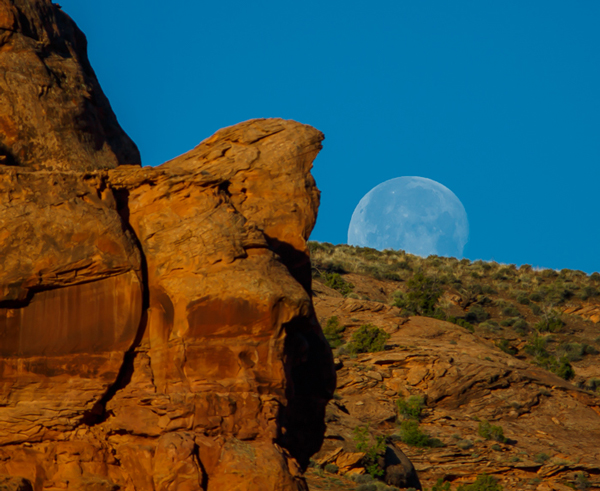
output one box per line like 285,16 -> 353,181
0,2 -> 335,490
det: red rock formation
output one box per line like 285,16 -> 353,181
0,2 -> 335,490
0,0 -> 140,170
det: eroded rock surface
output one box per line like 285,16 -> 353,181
0,0 -> 140,170
0,116 -> 334,490
305,272 -> 600,491
0,3 -> 334,486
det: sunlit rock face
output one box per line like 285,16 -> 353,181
0,0 -> 140,170
0,2 -> 334,489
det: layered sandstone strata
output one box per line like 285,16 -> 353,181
0,2 -> 334,490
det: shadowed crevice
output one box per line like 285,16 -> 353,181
278,315 -> 336,469
79,187 -> 150,427
264,234 -> 313,295
0,143 -> 20,167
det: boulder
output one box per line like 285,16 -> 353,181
382,443 -> 422,490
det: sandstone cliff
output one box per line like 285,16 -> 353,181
0,0 -> 140,170
0,2 -> 335,490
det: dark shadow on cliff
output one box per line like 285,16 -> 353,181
264,234 -> 313,295
279,315 -> 336,469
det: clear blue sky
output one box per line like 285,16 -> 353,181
60,1 -> 600,274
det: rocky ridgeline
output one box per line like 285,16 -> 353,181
0,1 -> 335,489
305,245 -> 600,491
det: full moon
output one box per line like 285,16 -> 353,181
347,176 -> 469,258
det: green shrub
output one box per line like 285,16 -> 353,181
324,272 -> 354,296
480,320 -> 501,333
493,299 -> 510,309
430,307 -> 448,321
396,420 -> 444,448
553,356 -> 575,380
324,463 -> 338,474
530,303 -> 542,315
396,395 -> 424,421
578,285 -> 599,300
456,439 -> 473,450
585,344 -> 599,355
353,426 -> 386,478
524,336 -> 575,380
516,295 -> 531,305
524,334 -> 549,358
430,479 -> 451,491
465,305 -> 489,324
456,474 -> 503,491
534,452 -> 550,464
501,305 -> 520,317
478,420 -> 506,443
347,324 -> 390,354
493,268 -> 513,281
382,272 -> 403,282
393,272 -> 443,316
529,291 -> 543,302
575,472 -> 591,490
352,474 -> 374,484
446,316 -> 475,333
496,339 -> 517,355
586,378 -> 600,392
323,316 -> 345,348
534,312 -> 564,333
557,342 -> 587,362
513,318 -> 529,335
476,295 -> 492,305
542,281 -> 574,306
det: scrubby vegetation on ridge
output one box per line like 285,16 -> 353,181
310,241 -> 600,388
307,242 -> 600,491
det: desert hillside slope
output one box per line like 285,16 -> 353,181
306,242 -> 600,491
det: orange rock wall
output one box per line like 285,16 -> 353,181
0,4 -> 334,488
0,0 -> 140,170
0,118 -> 334,491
